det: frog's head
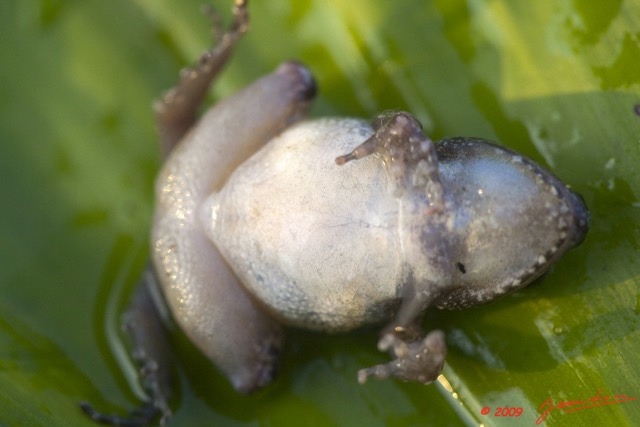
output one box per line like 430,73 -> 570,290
433,138 -> 589,310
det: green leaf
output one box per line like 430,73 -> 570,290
1,0 -> 639,426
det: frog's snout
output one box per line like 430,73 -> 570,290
568,190 -> 589,248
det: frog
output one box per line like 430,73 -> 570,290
81,1 -> 589,425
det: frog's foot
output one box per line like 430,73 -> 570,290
81,271 -> 173,426
357,330 -> 446,384
80,400 -> 165,427
156,0 -> 250,156
80,352 -> 171,427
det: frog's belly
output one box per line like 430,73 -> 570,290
201,118 -> 405,331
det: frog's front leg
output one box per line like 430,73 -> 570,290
357,330 -> 446,384
337,111 -> 452,384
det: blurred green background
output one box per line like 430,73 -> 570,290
1,0 -> 639,425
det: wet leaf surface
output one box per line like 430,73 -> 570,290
1,0 -> 639,425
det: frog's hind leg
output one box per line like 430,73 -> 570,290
80,268 -> 173,427
152,55 -> 316,400
155,0 -> 249,156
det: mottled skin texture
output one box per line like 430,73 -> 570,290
82,1 -> 589,426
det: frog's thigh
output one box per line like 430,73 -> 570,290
153,228 -> 282,393
153,63 -> 316,393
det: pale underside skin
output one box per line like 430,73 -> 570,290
83,2 -> 589,426
201,118 -> 589,331
151,64 -> 589,397
201,118 -> 406,332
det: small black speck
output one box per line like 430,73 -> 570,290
634,103 -> 640,116
457,262 -> 466,274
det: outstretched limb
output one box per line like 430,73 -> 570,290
155,0 -> 249,156
81,268 -> 174,426
337,111 -> 452,384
